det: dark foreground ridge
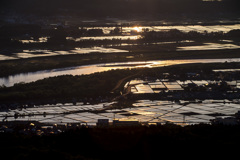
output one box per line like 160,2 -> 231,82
1,124 -> 240,160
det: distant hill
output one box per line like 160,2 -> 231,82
0,0 -> 239,19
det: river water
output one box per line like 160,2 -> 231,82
1,58 -> 240,87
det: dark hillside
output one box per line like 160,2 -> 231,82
1,124 -> 240,159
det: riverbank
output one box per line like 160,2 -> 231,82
1,48 -> 240,77
1,61 -> 240,105
0,24 -> 240,77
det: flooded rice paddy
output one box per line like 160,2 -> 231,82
19,24 -> 240,44
66,35 -> 140,41
0,47 -> 128,61
1,58 -> 240,87
1,24 -> 240,126
126,79 -> 240,94
1,41 -> 240,61
84,24 -> 240,34
1,24 -> 239,61
1,99 -> 240,126
127,79 -> 184,94
177,43 -> 240,51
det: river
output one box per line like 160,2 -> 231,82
1,58 -> 240,87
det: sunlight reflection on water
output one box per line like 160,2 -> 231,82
177,43 -> 240,51
1,99 -> 239,125
0,47 -> 128,61
1,58 -> 240,87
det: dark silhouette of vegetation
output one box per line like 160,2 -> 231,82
0,40 -> 240,79
110,27 -> 122,35
227,29 -> 240,39
0,23 -> 240,58
0,1 -> 239,157
1,23 -> 239,47
0,24 -> 41,37
141,29 -> 233,41
1,124 -> 240,159
0,69 -> 136,103
0,62 -> 240,104
47,26 -> 67,44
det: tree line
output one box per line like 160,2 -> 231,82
142,29 -> 240,41
0,69 -> 135,103
1,123 -> 240,159
1,23 -> 240,48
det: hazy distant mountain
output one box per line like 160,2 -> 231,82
0,0 -> 239,19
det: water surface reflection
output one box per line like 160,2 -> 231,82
1,58 -> 240,87
1,99 -> 239,125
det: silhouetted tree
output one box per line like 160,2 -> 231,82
110,27 -> 121,35
48,26 -> 67,44
227,29 -> 240,38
